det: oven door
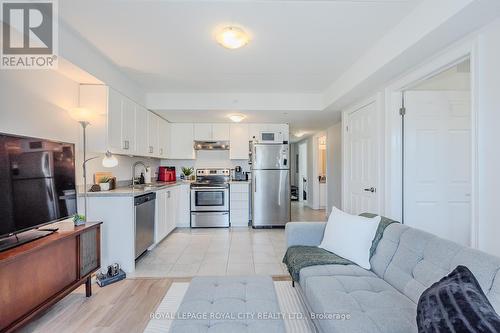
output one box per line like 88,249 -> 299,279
191,187 -> 229,211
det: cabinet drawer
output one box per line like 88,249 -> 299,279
230,192 -> 249,201
230,201 -> 248,210
230,183 -> 249,193
230,210 -> 249,226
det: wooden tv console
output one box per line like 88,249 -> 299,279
0,221 -> 102,332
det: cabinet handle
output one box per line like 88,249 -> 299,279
123,140 -> 129,150
160,148 -> 163,155
149,146 -> 153,154
167,191 -> 171,198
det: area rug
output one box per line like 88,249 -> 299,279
144,281 -> 316,333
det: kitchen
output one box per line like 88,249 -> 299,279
77,84 -> 291,274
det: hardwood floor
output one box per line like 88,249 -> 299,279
20,275 -> 292,333
20,278 -> 172,333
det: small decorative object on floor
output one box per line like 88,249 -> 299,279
96,266 -> 126,287
73,214 -> 86,226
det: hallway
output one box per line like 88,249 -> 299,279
291,201 -> 327,222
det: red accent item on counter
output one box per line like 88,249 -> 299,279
158,166 -> 176,182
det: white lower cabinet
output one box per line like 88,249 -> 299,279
230,183 -> 250,226
177,184 -> 191,227
155,184 -> 191,243
156,190 -> 169,242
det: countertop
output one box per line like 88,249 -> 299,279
78,180 -> 191,197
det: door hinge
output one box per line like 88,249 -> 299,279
399,106 -> 406,116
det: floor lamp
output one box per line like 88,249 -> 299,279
69,108 -> 118,223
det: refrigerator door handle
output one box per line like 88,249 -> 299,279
254,176 -> 257,193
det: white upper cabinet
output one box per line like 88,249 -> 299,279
212,124 -> 230,141
121,97 -> 136,153
135,105 -> 149,156
194,123 -> 230,141
230,124 -> 250,160
194,124 -> 212,141
147,112 -> 159,157
170,123 -> 195,159
79,84 -> 166,158
104,88 -> 122,153
158,119 -> 170,158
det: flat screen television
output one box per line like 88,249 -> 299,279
0,133 -> 77,239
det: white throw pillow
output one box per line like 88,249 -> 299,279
319,207 -> 381,269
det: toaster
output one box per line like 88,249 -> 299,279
158,166 -> 176,182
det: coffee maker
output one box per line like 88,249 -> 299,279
233,166 -> 247,181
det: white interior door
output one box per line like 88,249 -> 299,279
345,101 -> 380,215
404,90 -> 471,245
298,142 -> 307,202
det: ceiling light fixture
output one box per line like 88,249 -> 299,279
216,26 -> 250,49
294,131 -> 306,138
228,114 -> 246,123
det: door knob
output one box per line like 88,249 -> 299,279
364,187 -> 376,193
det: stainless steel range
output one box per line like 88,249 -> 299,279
190,168 -> 230,227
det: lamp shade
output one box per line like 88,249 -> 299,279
102,151 -> 118,168
68,107 -> 93,123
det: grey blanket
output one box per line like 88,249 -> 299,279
282,214 -> 397,282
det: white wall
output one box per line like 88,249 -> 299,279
339,18 -> 500,257
326,123 -> 342,214
0,69 -> 158,186
476,18 -> 500,256
161,151 -> 249,176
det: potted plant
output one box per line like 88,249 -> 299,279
99,176 -> 112,191
181,167 -> 194,180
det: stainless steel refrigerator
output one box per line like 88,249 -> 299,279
251,143 -> 291,227
10,151 -> 63,229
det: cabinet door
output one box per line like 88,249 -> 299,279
164,122 -> 171,158
156,191 -> 168,242
107,88 -> 123,153
230,124 -> 250,160
194,123 -> 212,141
158,118 -> 169,158
177,184 -> 191,227
135,105 -> 149,156
212,124 -> 230,141
122,97 -> 136,153
148,112 -> 159,157
170,124 -> 195,159
167,188 -> 179,234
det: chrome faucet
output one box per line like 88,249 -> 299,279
131,161 -> 147,187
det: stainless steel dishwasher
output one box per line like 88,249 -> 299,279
134,192 -> 156,259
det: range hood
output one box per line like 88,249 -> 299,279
194,141 -> 230,151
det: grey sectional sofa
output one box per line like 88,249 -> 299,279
286,222 -> 500,333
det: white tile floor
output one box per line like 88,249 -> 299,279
131,227 -> 288,278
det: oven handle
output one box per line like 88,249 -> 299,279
191,187 -> 228,190
191,212 -> 229,216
